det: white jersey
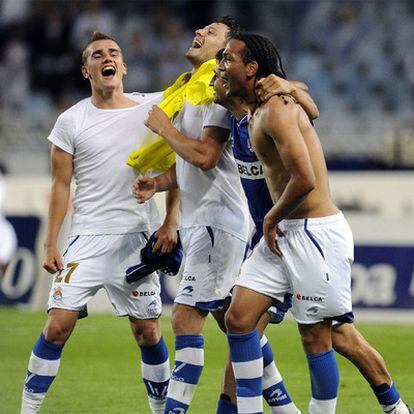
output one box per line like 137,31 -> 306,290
174,101 -> 249,242
47,92 -> 163,236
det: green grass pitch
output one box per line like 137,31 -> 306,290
2,307 -> 413,413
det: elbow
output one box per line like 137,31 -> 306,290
295,172 -> 315,196
302,175 -> 316,195
197,155 -> 218,171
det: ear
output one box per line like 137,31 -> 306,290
122,62 -> 127,76
246,61 -> 258,78
81,66 -> 89,79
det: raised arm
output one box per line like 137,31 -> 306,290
43,145 -> 73,273
144,106 -> 229,171
256,75 -> 319,120
262,97 -> 315,254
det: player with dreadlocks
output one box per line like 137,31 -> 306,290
218,32 -> 413,414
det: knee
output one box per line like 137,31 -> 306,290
300,328 -> 331,355
170,305 -> 206,335
43,321 -> 72,344
132,320 -> 161,346
225,308 -> 256,334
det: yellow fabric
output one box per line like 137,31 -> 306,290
127,59 -> 216,173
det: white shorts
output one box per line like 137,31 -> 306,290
47,233 -> 162,319
0,217 -> 17,265
236,213 -> 354,324
175,226 -> 246,312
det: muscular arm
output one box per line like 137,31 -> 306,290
263,98 -> 315,227
145,106 -> 229,170
44,145 -> 73,273
257,75 -> 319,120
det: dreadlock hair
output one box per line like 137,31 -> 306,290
82,31 -> 120,64
231,31 -> 287,80
216,15 -> 242,39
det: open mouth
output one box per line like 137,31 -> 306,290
101,65 -> 116,78
191,37 -> 203,49
221,75 -> 229,87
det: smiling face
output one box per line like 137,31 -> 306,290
210,65 -> 230,107
81,39 -> 127,93
185,22 -> 229,69
218,38 -> 254,98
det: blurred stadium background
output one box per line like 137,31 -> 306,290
0,1 -> 413,411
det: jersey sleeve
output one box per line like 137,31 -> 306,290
202,103 -> 231,130
47,111 -> 76,155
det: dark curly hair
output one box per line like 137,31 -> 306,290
231,31 -> 287,80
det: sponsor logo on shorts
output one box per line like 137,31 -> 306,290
181,285 -> 194,296
184,275 -> 196,281
147,299 -> 160,317
296,293 -> 323,302
132,290 -> 156,297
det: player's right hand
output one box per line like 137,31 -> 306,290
43,246 -> 63,274
263,218 -> 284,257
133,176 -> 156,203
153,224 -> 178,254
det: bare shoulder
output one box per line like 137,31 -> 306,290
266,94 -> 300,115
261,95 -> 300,133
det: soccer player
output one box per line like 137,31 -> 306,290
218,32 -> 413,414
134,17 -> 303,414
212,52 -> 413,414
133,18 -> 249,414
19,32 -> 177,414
210,58 -> 318,414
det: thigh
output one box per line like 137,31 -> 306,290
226,285 -> 274,333
129,316 -> 162,345
171,303 -> 208,335
298,320 -> 333,354
175,227 -> 245,312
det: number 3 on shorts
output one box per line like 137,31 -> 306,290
54,262 -> 79,283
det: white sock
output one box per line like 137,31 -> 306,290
385,400 -> 410,414
20,390 -> 45,414
309,397 -> 337,414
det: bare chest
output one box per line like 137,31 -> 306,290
248,110 -> 278,166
